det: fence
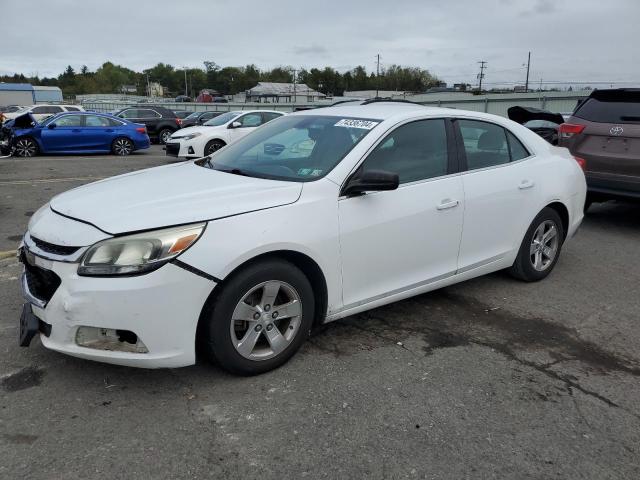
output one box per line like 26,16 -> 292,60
80,91 -> 589,117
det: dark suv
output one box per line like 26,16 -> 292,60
179,111 -> 223,129
114,106 -> 181,144
559,89 -> 640,209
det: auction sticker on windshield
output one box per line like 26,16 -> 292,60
334,119 -> 379,129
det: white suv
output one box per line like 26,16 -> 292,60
166,110 -> 284,158
4,104 -> 85,122
19,102 -> 586,375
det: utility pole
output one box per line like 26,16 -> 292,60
525,52 -> 531,93
376,54 -> 381,98
477,61 -> 487,93
291,69 -> 297,102
183,67 -> 188,97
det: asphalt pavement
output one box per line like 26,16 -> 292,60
1,146 -> 639,479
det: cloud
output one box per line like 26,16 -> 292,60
293,45 -> 329,56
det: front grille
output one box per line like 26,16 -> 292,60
24,261 -> 61,304
31,236 -> 80,256
165,142 -> 180,156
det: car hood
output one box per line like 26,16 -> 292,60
507,106 -> 564,126
173,125 -> 224,136
49,162 -> 303,235
11,112 -> 37,129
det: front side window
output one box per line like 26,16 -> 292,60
459,120 -> 510,170
237,113 -> 262,128
360,119 -> 448,184
202,115 -> 378,181
65,106 -> 80,112
54,115 -> 83,127
31,106 -> 48,114
118,109 -> 138,119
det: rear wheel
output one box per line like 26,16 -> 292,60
205,139 -> 225,155
111,137 -> 134,156
508,207 -> 564,282
158,128 -> 173,145
202,259 -> 315,375
14,137 -> 38,157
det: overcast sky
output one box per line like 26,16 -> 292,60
2,0 -> 639,88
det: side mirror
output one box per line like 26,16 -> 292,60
342,169 -> 399,196
47,123 -> 57,129
229,121 -> 242,129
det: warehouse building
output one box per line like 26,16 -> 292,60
0,83 -> 63,106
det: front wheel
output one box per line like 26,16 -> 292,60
14,137 -> 38,157
204,139 -> 226,155
508,207 -> 564,282
202,259 -> 315,375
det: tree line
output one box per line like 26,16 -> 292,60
0,61 -> 444,98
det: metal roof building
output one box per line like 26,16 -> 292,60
246,82 -> 326,103
0,83 -> 63,106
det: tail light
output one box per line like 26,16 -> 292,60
135,127 -> 147,134
559,123 -> 585,140
574,156 -> 587,171
175,118 -> 182,126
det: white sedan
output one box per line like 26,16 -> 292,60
18,102 -> 586,375
165,110 -> 284,159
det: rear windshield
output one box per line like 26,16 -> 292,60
574,97 -> 640,124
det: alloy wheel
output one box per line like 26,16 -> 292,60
529,220 -> 559,271
15,139 -> 36,157
230,280 -> 302,361
206,141 -> 223,155
113,138 -> 132,156
160,130 -> 172,144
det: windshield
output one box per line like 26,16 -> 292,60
203,111 -> 240,126
201,115 -> 380,182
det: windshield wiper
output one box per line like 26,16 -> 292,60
215,167 -> 253,177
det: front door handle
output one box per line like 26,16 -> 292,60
519,179 -> 535,190
437,199 -> 459,210
71,129 -> 82,133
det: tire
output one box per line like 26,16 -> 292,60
14,137 -> 38,157
204,139 -> 226,155
508,207 -> 565,282
202,259 -> 315,375
111,137 -> 134,156
158,128 -> 173,145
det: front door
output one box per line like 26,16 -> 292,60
338,118 -> 464,309
40,114 -> 84,151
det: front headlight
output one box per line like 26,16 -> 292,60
78,223 -> 205,276
173,132 -> 201,141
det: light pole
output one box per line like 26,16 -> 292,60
183,67 -> 188,97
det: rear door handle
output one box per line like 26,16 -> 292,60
71,129 -> 81,133
437,199 -> 459,210
105,129 -> 114,133
519,180 -> 535,190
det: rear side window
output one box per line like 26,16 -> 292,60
459,120 -> 510,170
138,109 -> 161,119
65,106 -> 80,112
262,112 -> 282,122
574,97 -> 640,124
361,119 -> 448,184
506,131 -> 530,161
85,115 -> 112,127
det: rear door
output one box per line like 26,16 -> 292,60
563,96 -> 640,192
81,114 -> 118,150
40,114 -> 84,151
455,119 -> 539,272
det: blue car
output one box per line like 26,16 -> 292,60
5,112 -> 151,157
